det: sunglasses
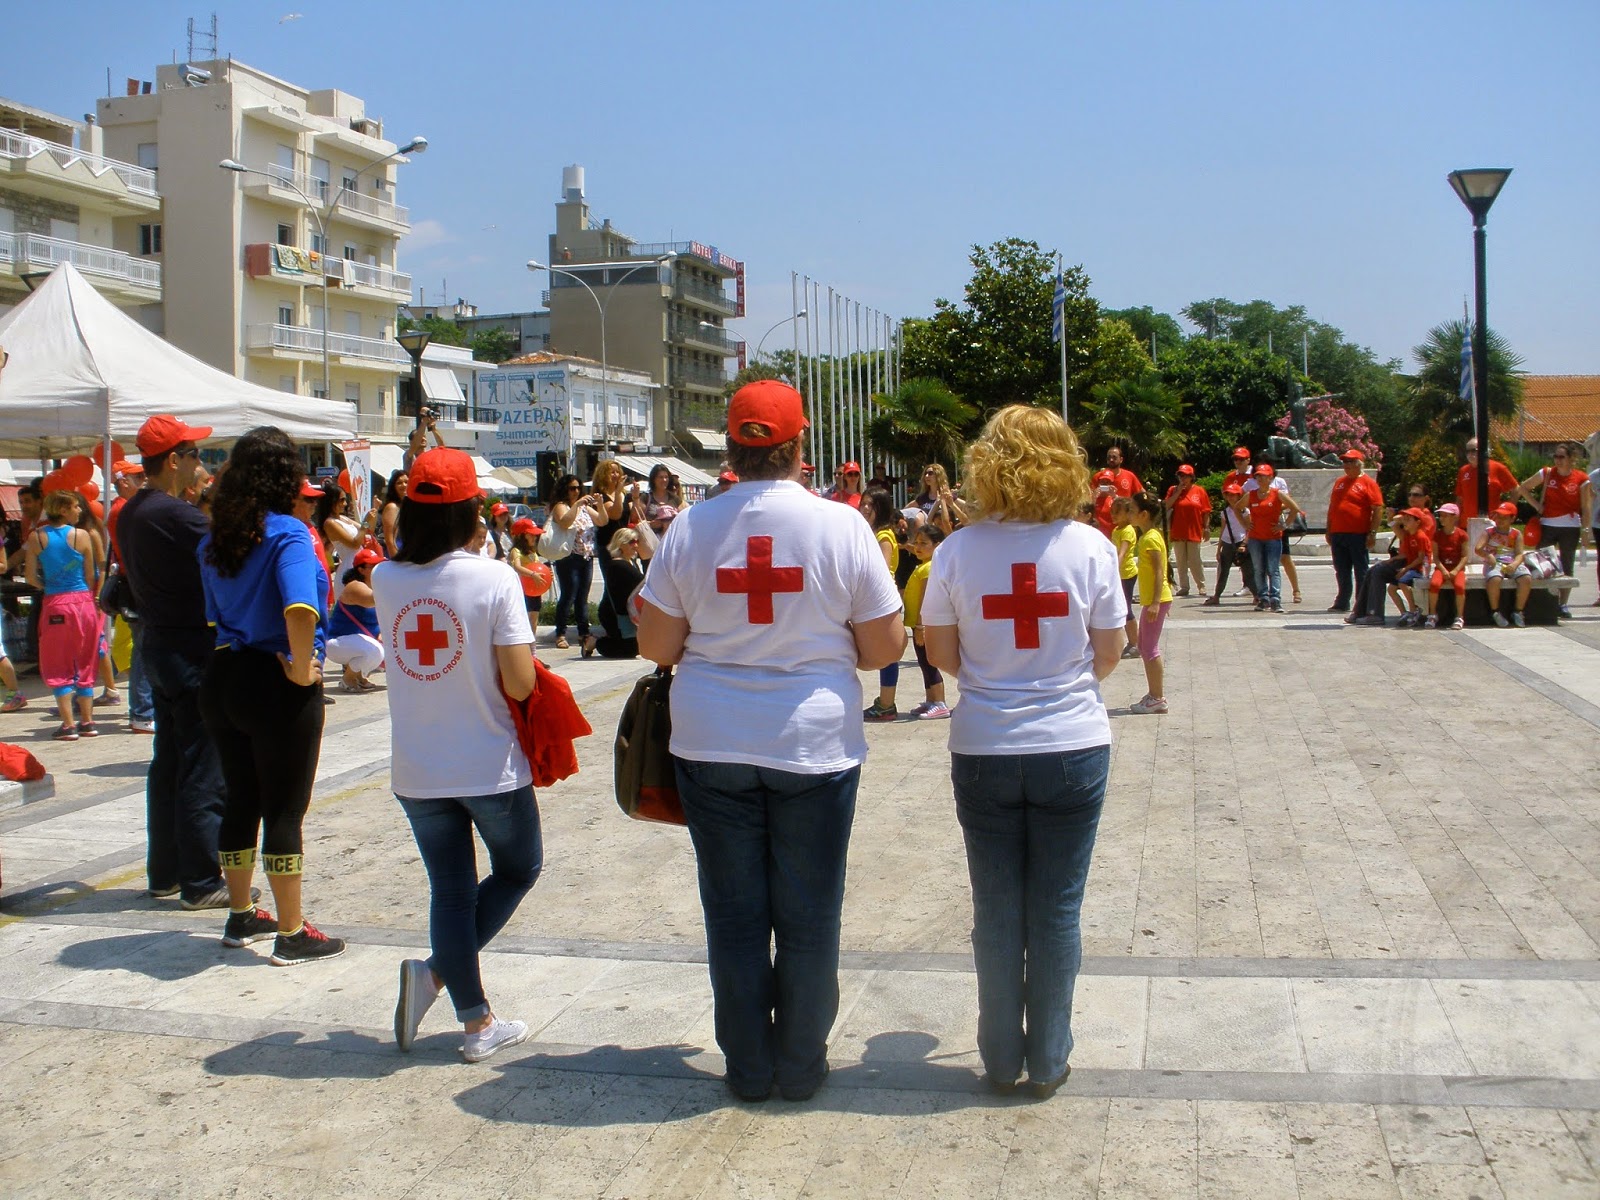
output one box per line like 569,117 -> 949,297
177,447 -> 201,460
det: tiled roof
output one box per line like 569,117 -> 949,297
500,351 -> 603,367
1489,375 -> 1600,444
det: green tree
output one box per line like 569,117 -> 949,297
1155,337 -> 1293,471
1404,319 -> 1524,439
900,238 -> 1098,415
468,327 -> 518,363
1079,375 -> 1187,473
1103,305 -> 1186,360
864,377 -> 977,473
1075,318 -> 1153,399
396,313 -> 467,347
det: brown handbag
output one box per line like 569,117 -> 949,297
614,667 -> 685,826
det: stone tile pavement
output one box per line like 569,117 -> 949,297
2,561 -> 1598,1197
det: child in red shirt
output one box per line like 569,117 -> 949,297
1385,507 -> 1433,627
1426,503 -> 1469,630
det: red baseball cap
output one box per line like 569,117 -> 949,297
1255,463 -> 1275,477
1400,507 -> 1429,521
801,463 -> 815,472
727,380 -> 807,446
490,502 -> 510,517
510,516 -> 539,536
352,547 -> 384,568
1340,449 -> 1365,461
1232,447 -> 1251,459
1222,483 -> 1243,495
298,479 -> 324,499
407,448 -> 481,504
136,414 -> 212,458
842,461 -> 862,474
718,470 -> 739,484
1494,501 -> 1518,517
111,459 -> 144,478
1177,464 -> 1195,475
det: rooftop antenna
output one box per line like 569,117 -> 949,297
187,13 -> 218,62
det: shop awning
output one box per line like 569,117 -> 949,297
421,365 -> 466,405
367,443 -> 406,484
682,427 -> 726,454
613,454 -> 716,489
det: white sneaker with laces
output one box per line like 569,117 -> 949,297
395,958 -> 441,1052
462,1017 -> 529,1063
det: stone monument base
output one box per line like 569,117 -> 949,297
1276,468 -> 1378,533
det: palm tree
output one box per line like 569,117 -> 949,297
865,377 -> 978,471
1079,375 -> 1187,470
1405,319 -> 1524,438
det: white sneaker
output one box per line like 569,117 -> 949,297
918,702 -> 951,720
1493,612 -> 1509,627
907,701 -> 933,718
461,1017 -> 529,1063
394,958 -> 440,1052
1511,612 -> 1525,628
1451,618 -> 1465,630
129,717 -> 155,734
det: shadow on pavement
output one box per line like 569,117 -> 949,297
56,929 -> 247,980
203,1030 -> 406,1080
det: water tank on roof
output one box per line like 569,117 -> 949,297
562,164 -> 585,202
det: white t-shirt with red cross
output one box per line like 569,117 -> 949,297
920,517 -> 1126,756
640,479 -> 903,773
372,550 -> 534,799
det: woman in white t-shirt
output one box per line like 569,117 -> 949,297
922,404 -> 1127,1100
371,448 -> 541,1065
637,380 -> 906,1104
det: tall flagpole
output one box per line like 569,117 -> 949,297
830,288 -> 840,474
1056,252 -> 1069,424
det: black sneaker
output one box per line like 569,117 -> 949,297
181,885 -> 260,911
270,921 -> 346,967
221,907 -> 279,948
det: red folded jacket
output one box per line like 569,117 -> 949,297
503,657 -> 593,787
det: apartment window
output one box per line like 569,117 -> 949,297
343,244 -> 358,261
279,375 -> 296,393
341,174 -> 357,195
138,223 -> 162,255
310,157 -> 331,202
276,223 -> 293,247
275,144 -> 295,171
344,312 -> 362,337
278,305 -> 294,327
344,383 -> 361,404
50,219 -> 79,243
136,143 -> 158,171
310,232 -> 327,255
377,387 -> 388,411
312,384 -> 328,400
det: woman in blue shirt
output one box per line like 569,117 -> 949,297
198,427 -> 340,967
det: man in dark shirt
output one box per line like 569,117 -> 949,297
118,414 -> 229,908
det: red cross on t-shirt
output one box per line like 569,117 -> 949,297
981,563 -> 1070,649
404,612 -> 451,666
716,535 -> 805,624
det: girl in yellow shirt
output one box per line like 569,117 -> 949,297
901,524 -> 949,719
1128,493 -> 1173,715
1110,497 -> 1139,658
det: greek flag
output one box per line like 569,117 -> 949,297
1051,275 -> 1066,345
1459,327 -> 1475,405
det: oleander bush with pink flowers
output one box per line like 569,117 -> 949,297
1273,399 -> 1383,463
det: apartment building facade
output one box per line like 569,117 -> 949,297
95,59 -> 418,439
0,96 -> 162,322
543,165 -> 743,443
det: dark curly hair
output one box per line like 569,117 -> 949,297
313,482 -> 344,529
205,427 -> 304,577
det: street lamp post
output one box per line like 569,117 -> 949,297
220,135 -> 426,401
1447,167 -> 1512,516
527,256 -> 669,463
396,329 -> 431,436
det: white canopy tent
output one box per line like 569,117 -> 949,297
0,262 -> 356,459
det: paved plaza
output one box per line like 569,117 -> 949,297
2,559 -> 1599,1198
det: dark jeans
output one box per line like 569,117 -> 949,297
553,554 -> 593,639
1327,532 -> 1372,611
1358,556 -> 1404,618
675,757 -> 860,1097
140,628 -> 225,900
1212,538 -> 1256,599
398,785 -> 542,1022
953,746 -> 1109,1086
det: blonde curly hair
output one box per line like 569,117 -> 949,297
963,405 -> 1091,523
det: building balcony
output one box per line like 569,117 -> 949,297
668,361 -> 730,393
0,130 -> 160,215
242,163 -> 330,209
672,277 -> 736,316
669,318 -> 741,357
0,231 -> 161,302
625,241 -> 740,275
326,256 -> 412,298
331,187 -> 409,232
242,244 -> 412,300
246,323 -> 408,371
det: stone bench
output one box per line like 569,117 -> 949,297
1409,572 -> 1579,627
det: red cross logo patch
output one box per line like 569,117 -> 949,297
390,597 -> 465,682
981,563 -> 1070,649
716,535 -> 805,624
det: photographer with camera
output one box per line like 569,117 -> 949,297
405,406 -> 447,471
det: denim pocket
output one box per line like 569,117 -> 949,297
952,755 -> 982,791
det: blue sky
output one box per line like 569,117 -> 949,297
11,1 -> 1598,372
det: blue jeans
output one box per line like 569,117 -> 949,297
127,619 -> 154,724
674,757 -> 860,1097
1327,532 -> 1371,611
553,554 -> 593,639
140,628 -> 225,900
398,785 -> 542,1022
953,746 -> 1109,1085
1249,537 -> 1283,608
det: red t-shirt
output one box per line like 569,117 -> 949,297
1400,529 -> 1433,569
1092,468 -> 1142,534
1246,489 -> 1285,541
1326,473 -> 1383,535
1434,526 -> 1468,570
1539,468 -> 1587,520
1455,460 -> 1518,519
830,491 -> 863,510
1164,483 -> 1211,542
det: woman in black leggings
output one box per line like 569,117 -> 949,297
198,427 -> 341,967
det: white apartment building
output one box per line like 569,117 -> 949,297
0,97 -> 162,322
95,59 -> 417,438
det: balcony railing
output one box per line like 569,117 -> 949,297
628,241 -> 740,271
0,129 -> 159,196
324,256 -> 412,294
669,361 -> 730,390
672,277 -> 736,315
0,231 -> 161,290
669,318 -> 741,355
248,323 -> 409,366
258,163 -> 330,204
333,187 -> 409,227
